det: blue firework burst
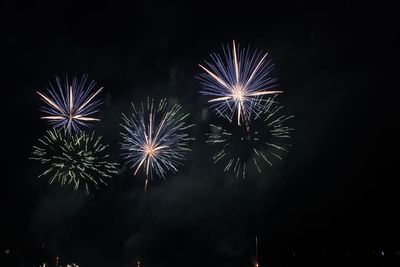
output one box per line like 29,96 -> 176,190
198,40 -> 283,125
37,74 -> 103,133
120,98 -> 194,189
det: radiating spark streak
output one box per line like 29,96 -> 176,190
69,86 -> 73,114
266,142 -> 288,151
41,116 -> 66,120
120,98 -> 194,188
30,129 -> 118,193
37,75 -> 103,133
233,40 -> 240,84
250,90 -> 283,96
37,91 -> 65,114
73,116 -> 100,121
245,53 -> 268,88
198,64 -> 231,90
208,96 -> 232,103
199,41 -> 283,125
75,87 -> 103,113
253,158 -> 261,173
237,101 -> 242,126
259,151 -> 272,166
134,156 -> 147,176
270,151 -> 282,159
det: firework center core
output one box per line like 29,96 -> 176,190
232,85 -> 245,101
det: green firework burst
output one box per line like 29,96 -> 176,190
31,129 -> 118,193
206,96 -> 294,178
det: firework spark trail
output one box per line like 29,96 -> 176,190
30,129 -> 118,193
37,75 -> 103,134
120,98 -> 194,189
206,96 -> 294,178
199,40 -> 283,125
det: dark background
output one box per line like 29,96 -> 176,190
1,1 -> 398,266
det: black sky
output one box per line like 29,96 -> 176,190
1,1 -> 399,266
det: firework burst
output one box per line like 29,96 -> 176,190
198,40 -> 283,125
37,75 -> 103,133
206,96 -> 294,178
120,98 -> 194,189
30,129 -> 118,193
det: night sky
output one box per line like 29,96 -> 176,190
2,1 -> 398,266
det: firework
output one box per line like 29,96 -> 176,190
120,98 -> 194,189
198,40 -> 283,125
30,129 -> 118,193
37,75 -> 103,133
206,96 -> 293,178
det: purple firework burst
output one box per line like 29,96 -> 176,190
37,75 -> 103,133
198,40 -> 283,126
